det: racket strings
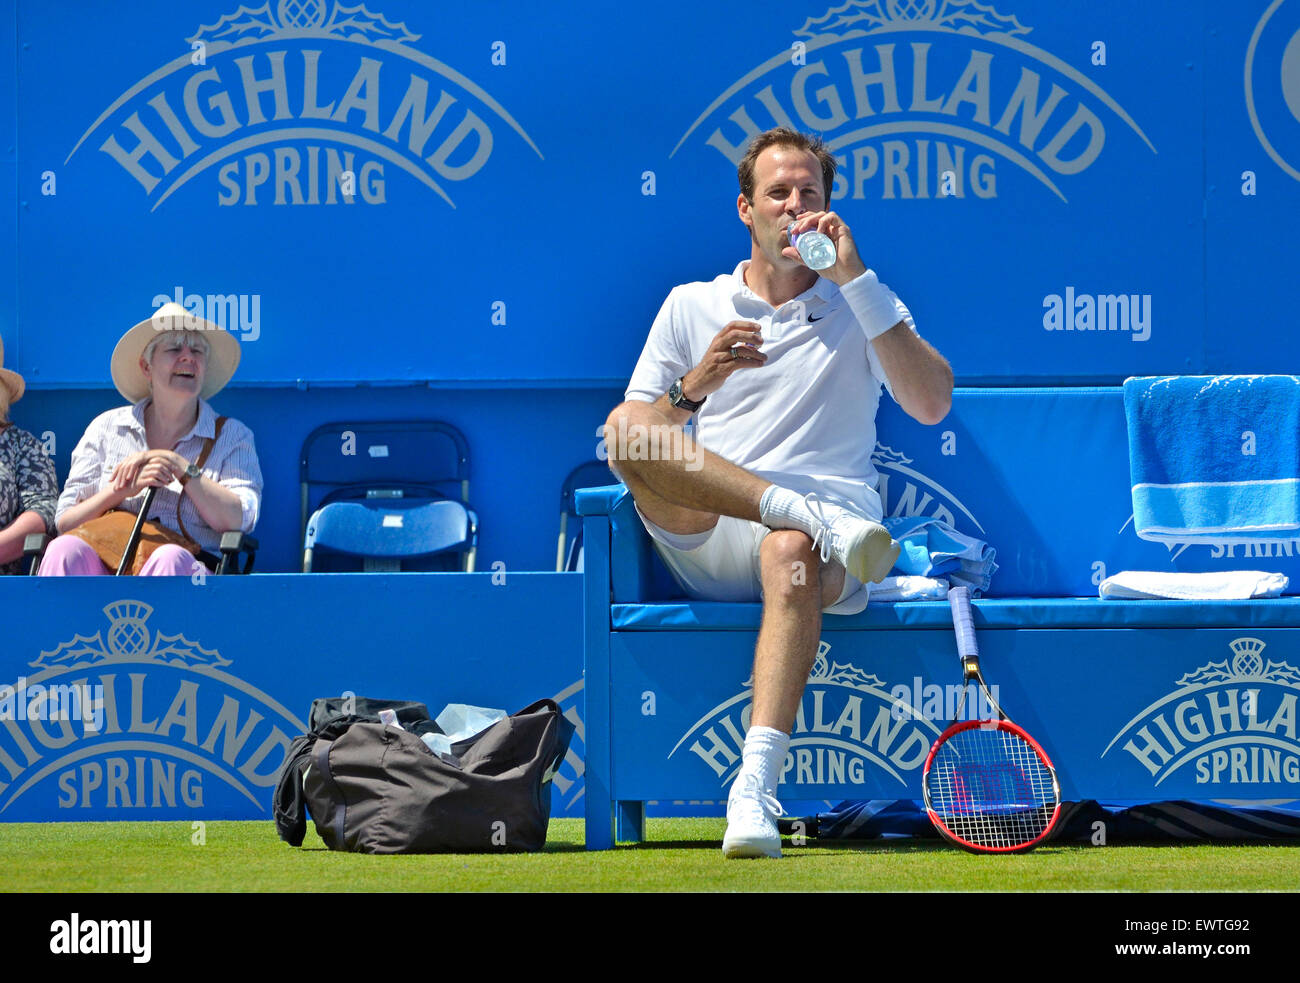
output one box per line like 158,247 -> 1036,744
926,726 -> 1057,850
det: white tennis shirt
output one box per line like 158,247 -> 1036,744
625,261 -> 917,519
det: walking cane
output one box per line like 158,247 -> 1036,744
117,486 -> 157,575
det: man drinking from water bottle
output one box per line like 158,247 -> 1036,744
603,126 -> 953,858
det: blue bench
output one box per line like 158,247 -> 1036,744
578,388 -> 1300,849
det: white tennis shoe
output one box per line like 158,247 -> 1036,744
805,493 -> 900,585
722,773 -> 783,859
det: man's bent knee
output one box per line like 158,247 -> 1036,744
762,529 -> 816,561
604,402 -> 718,535
603,401 -> 685,474
761,530 -> 820,599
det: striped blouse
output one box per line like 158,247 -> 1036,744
56,398 -> 262,554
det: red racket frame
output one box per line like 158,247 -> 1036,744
923,717 -> 1062,854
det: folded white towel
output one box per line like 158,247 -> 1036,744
1099,570 -> 1289,600
869,575 -> 950,602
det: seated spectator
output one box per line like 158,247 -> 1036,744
40,303 -> 262,576
0,334 -> 58,574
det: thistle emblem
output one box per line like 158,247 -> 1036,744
105,600 -> 153,658
30,600 -> 231,673
189,0 -> 420,47
277,0 -> 328,29
1176,638 -> 1300,688
796,0 -> 1031,40
1229,637 -> 1266,679
888,0 -> 938,20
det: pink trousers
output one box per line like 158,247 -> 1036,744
37,536 -> 201,576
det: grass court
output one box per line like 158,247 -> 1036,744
5,819 -> 1298,892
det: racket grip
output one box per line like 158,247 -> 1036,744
947,586 -> 979,661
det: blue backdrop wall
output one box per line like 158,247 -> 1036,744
4,0 -> 1299,573
4,0 -> 1298,391
4,2 -> 1300,826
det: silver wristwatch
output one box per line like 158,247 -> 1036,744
668,376 -> 705,412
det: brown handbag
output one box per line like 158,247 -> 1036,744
68,418 -> 226,575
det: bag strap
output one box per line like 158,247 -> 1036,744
311,737 -> 349,849
175,416 -> 227,544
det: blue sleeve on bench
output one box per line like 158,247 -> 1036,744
575,484 -> 625,516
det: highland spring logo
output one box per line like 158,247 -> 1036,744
0,601 -> 304,815
65,1 -> 541,210
670,644 -> 942,787
1246,0 -> 1300,182
873,440 -> 983,532
673,0 -> 1155,202
1102,638 -> 1300,788
548,678 -> 588,813
1119,517 -> 1300,563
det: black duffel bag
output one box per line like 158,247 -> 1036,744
276,697 -> 573,854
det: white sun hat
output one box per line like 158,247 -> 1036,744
110,301 -> 242,403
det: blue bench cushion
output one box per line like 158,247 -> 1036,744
611,596 -> 1300,630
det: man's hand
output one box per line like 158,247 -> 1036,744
110,450 -> 184,497
785,210 -> 867,287
681,320 -> 767,401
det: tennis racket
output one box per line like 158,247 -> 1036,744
922,586 -> 1061,853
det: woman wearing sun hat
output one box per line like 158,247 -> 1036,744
0,333 -> 59,574
39,303 -> 263,576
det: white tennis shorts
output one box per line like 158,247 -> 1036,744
633,502 -> 871,615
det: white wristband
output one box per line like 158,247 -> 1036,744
841,269 -> 902,341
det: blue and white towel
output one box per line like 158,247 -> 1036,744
882,515 -> 998,594
1124,375 -> 1300,543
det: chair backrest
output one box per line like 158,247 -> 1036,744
304,499 -> 474,573
558,460 -> 616,571
299,420 -> 471,547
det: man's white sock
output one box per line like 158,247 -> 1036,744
759,484 -> 819,537
738,725 -> 790,793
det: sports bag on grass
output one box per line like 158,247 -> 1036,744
274,696 -> 431,847
276,697 -> 573,853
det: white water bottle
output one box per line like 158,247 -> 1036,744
788,224 -> 836,270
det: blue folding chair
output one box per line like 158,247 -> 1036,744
558,460 -> 615,571
300,421 -> 477,571
303,499 -> 475,572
